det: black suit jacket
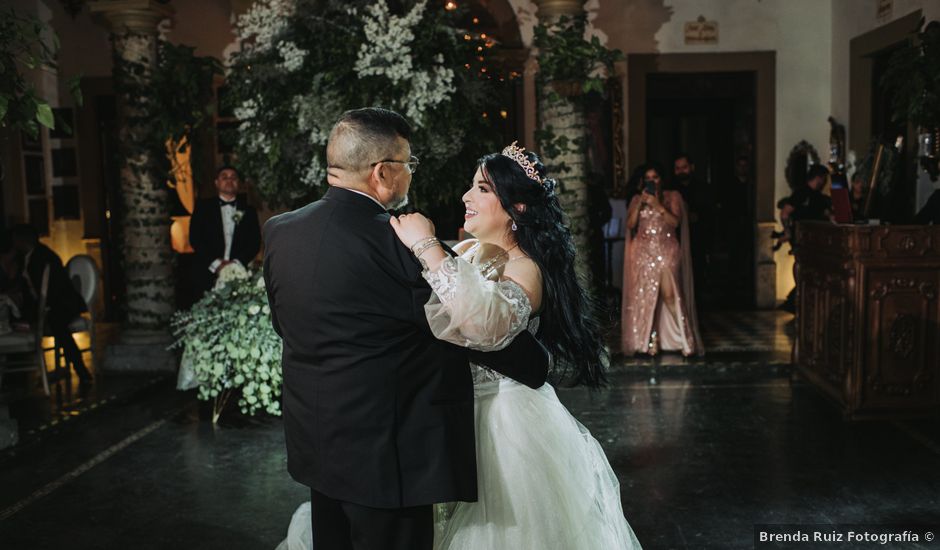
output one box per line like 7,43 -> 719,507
189,196 -> 262,295
263,186 -> 548,509
24,244 -> 86,325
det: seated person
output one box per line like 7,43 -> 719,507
10,224 -> 91,383
777,164 -> 833,247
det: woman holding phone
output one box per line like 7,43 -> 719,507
621,163 -> 704,356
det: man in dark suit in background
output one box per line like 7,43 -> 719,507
10,224 -> 91,384
189,166 -> 261,298
673,153 -> 713,299
263,108 -> 548,550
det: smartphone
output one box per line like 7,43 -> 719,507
643,180 -> 657,195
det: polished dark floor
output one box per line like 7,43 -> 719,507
1,313 -> 939,550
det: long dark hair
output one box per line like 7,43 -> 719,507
479,152 -> 608,388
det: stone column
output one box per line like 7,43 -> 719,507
532,0 -> 592,280
90,0 -> 177,371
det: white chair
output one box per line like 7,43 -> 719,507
58,255 -> 99,370
0,266 -> 51,396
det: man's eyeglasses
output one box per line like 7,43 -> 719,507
372,155 -> 420,174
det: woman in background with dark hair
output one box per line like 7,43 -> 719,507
388,143 -> 642,549
621,163 -> 703,356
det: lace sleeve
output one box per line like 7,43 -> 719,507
423,255 -> 532,351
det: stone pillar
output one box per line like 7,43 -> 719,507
90,0 -> 177,371
532,0 -> 592,280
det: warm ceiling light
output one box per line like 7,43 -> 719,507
444,1 -> 458,10
472,17 -> 479,24
464,33 -> 471,40
480,33 -> 487,39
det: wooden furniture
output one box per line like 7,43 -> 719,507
794,222 -> 940,419
54,254 -> 100,370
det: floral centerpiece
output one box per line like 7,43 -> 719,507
171,264 -> 282,423
225,0 -> 511,215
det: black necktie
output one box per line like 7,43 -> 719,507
219,199 -> 236,207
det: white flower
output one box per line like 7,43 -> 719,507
235,0 -> 295,56
301,155 -> 325,188
233,98 -> 259,121
249,304 -> 261,315
404,64 -> 455,124
354,0 -> 426,85
216,262 -> 250,288
351,0 -> 453,126
232,210 -> 245,225
277,40 -> 307,72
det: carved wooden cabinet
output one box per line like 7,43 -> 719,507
794,222 -> 940,419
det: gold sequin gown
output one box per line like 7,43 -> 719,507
620,191 -> 704,356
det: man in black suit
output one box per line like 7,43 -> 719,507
188,166 -> 261,298
673,153 -> 713,298
10,224 -> 91,383
263,108 -> 548,550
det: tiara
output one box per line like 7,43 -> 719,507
501,141 -> 543,185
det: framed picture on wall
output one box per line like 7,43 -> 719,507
24,154 -> 46,194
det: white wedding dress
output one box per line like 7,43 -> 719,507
276,241 -> 642,550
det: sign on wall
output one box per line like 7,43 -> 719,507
685,16 -> 718,45
877,0 -> 893,20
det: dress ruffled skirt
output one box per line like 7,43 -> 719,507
276,379 -> 642,550
434,379 -> 642,550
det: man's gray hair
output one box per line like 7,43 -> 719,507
326,108 -> 412,171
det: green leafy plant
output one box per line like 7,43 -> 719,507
171,268 -> 283,423
0,6 -> 81,137
151,42 -> 222,189
533,14 -> 622,97
151,42 -> 222,145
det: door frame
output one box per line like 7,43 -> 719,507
626,52 -> 777,308
627,52 -> 776,221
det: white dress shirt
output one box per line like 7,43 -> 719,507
209,199 -> 240,273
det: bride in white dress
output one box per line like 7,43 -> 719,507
278,143 -> 641,549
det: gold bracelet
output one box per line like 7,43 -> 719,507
410,236 -> 437,253
411,237 -> 440,258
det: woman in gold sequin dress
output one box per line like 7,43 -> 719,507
621,164 -> 704,356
